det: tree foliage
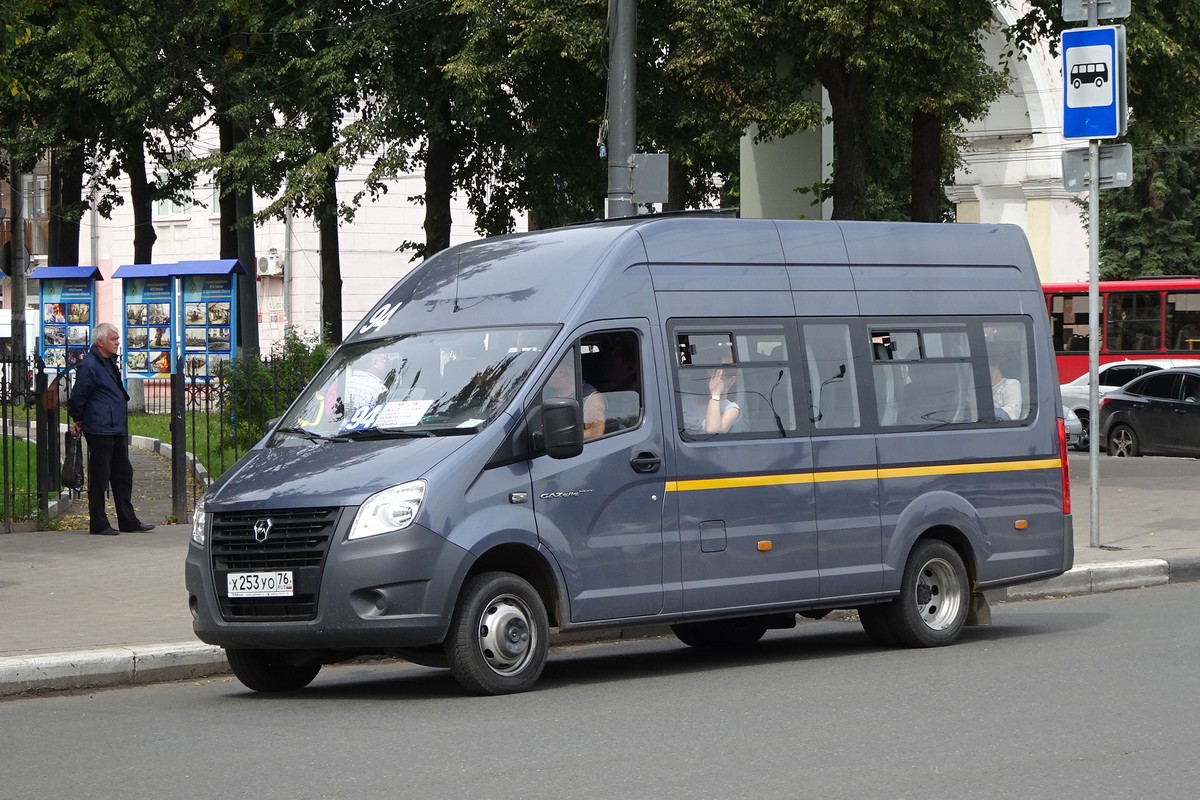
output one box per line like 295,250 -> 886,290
669,0 -> 1005,220
1099,123 -> 1200,280
7,0 -> 1200,311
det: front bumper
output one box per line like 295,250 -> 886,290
185,508 -> 473,651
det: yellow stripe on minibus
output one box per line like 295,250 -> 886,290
664,458 -> 1060,493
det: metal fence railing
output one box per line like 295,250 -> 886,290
0,352 -> 315,530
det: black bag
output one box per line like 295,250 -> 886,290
62,431 -> 84,491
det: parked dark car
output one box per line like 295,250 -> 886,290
1099,366 -> 1200,457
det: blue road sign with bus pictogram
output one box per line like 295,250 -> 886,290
1063,25 -> 1126,140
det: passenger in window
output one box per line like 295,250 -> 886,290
600,339 -> 640,394
545,356 -> 607,440
683,365 -> 741,434
990,357 -> 1022,420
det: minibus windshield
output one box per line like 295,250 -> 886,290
272,326 -> 556,441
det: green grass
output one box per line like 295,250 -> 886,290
125,412 -> 248,480
0,438 -> 62,521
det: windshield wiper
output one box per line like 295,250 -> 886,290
329,428 -> 437,442
274,426 -> 331,444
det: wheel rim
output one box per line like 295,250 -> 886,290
476,594 -> 537,676
912,557 -> 963,631
1111,428 -> 1134,457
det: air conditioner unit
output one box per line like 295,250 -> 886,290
259,255 -> 283,276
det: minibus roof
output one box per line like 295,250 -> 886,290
350,217 -> 1037,339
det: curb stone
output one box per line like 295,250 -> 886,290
4,558 -> 1199,698
0,644 -> 227,698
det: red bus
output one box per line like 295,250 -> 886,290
1044,277 -> 1200,381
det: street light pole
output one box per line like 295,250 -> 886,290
605,0 -> 636,219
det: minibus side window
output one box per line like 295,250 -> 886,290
585,330 -> 643,436
673,322 -> 798,439
674,331 -> 742,437
872,325 -> 979,427
733,330 -> 798,435
803,323 -> 861,430
542,330 -> 644,442
984,322 -> 1033,422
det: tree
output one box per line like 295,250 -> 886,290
1098,124 -> 1200,279
451,0 -> 747,225
672,0 -> 1006,221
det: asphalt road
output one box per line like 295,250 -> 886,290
3,582 -> 1198,800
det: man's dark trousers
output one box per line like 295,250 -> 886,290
84,433 -> 139,532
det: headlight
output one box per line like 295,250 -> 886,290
348,480 -> 427,540
190,495 -> 209,546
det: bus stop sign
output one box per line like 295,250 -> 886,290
1062,25 -> 1126,140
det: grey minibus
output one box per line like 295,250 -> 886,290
185,216 -> 1074,695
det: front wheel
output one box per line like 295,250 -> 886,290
1107,424 -> 1140,457
444,572 -> 549,695
225,648 -> 322,692
887,540 -> 970,647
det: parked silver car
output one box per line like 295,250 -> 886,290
1063,405 -> 1083,450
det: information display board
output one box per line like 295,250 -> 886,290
181,273 -> 236,378
123,276 -> 175,377
29,266 -> 102,369
113,259 -> 242,382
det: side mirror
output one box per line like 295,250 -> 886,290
265,416 -> 282,435
539,397 -> 583,459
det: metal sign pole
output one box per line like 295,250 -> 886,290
1088,138 -> 1101,548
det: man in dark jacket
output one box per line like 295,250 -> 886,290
67,322 -> 155,535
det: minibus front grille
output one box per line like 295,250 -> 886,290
210,507 -> 340,621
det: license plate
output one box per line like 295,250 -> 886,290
226,571 -> 294,598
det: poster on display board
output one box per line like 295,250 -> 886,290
29,267 -> 102,370
123,276 -> 175,377
181,273 -> 237,379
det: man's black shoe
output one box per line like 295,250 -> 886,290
90,528 -> 120,536
125,523 -> 155,532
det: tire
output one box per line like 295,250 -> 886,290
1075,412 -> 1090,450
671,618 -> 769,649
886,540 -> 970,648
1072,78 -> 1081,89
857,604 -> 900,647
225,648 -> 322,692
1107,424 -> 1140,457
444,572 -> 549,695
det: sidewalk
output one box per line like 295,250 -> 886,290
2,448 -> 1199,697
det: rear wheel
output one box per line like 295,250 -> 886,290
887,540 -> 970,647
225,648 -> 322,692
671,618 -> 769,649
1107,424 -> 1140,457
444,572 -> 548,695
